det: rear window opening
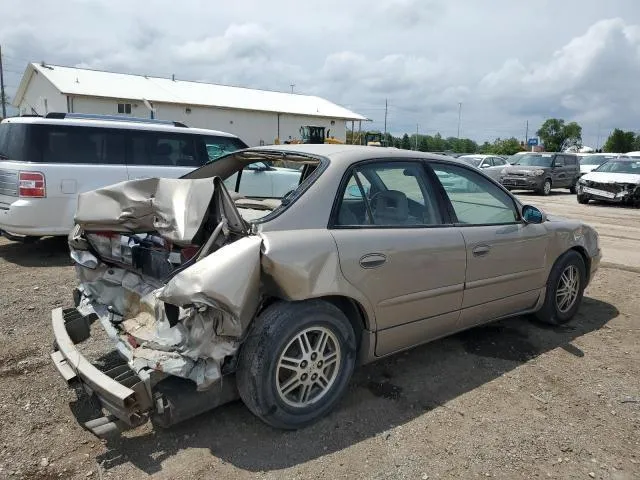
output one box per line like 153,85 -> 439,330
216,153 -> 323,221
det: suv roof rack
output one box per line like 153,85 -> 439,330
45,112 -> 188,128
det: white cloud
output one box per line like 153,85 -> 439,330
2,0 -> 640,145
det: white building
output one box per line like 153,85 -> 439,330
12,63 -> 367,146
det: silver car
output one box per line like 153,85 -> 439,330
51,145 -> 601,436
458,154 -> 510,181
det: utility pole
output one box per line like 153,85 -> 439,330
415,124 -> 419,150
290,84 -> 295,94
0,45 -> 6,118
524,120 -> 529,146
596,122 -> 601,151
383,99 -> 388,139
457,102 -> 462,139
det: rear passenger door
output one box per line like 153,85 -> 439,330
330,160 -> 467,356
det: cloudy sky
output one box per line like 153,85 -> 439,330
2,0 -> 640,146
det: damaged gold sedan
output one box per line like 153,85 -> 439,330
51,145 -> 601,436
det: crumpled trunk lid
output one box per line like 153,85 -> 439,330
70,176 -> 262,390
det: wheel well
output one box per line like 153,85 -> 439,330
257,295 -> 368,350
570,246 -> 591,279
320,295 -> 367,346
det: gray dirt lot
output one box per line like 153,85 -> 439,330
0,192 -> 638,480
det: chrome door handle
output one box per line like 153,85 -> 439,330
472,245 -> 491,257
359,253 -> 387,269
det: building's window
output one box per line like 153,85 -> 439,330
117,103 -> 132,114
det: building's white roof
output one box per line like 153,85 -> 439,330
14,63 -> 367,121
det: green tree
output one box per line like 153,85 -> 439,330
603,129 -> 636,153
400,133 -> 411,150
418,135 -> 430,152
536,118 -> 582,151
431,133 -> 444,151
478,141 -> 492,154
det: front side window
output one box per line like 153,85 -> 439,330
431,163 -> 518,225
335,161 -> 442,226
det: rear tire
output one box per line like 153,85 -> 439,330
236,300 -> 356,429
535,250 -> 586,325
577,194 -> 590,205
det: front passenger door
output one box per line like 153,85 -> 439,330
430,162 -> 549,328
552,154 -> 567,187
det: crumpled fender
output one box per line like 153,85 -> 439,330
158,236 -> 263,337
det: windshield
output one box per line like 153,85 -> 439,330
581,155 -> 615,165
594,160 -> 640,174
514,154 -> 553,167
459,156 -> 482,167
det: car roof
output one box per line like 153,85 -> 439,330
244,144 -> 460,166
2,115 -> 239,137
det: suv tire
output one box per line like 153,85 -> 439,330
236,300 -> 356,429
538,179 -> 552,196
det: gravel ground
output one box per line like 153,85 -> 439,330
0,193 -> 638,480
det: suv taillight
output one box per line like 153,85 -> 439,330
18,171 -> 46,198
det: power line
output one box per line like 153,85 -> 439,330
0,45 -> 6,118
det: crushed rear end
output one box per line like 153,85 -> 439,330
51,176 -> 263,436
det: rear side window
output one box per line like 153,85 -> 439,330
40,126 -> 126,164
128,132 -> 202,167
554,155 -> 565,167
564,155 -> 577,165
0,123 -> 32,161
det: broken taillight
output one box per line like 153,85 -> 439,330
18,171 -> 46,198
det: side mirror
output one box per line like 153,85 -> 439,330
480,163 -> 490,168
522,205 -> 545,224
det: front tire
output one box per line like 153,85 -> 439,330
538,179 -> 552,196
577,194 -> 590,204
236,300 -> 356,429
535,250 -> 586,325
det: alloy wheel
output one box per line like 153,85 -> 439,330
276,326 -> 341,408
556,265 -> 580,313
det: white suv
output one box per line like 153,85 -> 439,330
0,114 -> 300,241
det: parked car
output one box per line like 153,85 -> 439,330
577,157 -> 640,206
0,113 -> 249,241
625,151 -> 640,160
578,153 -> 622,174
458,154 -> 509,181
500,152 -> 580,195
51,144 -> 600,436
